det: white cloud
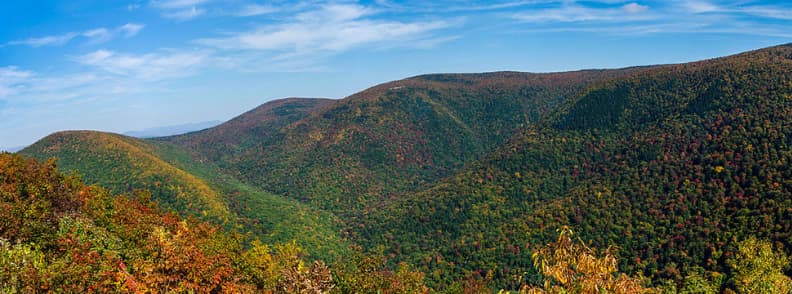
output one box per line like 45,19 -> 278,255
83,28 -> 112,43
83,28 -> 110,38
682,1 -> 721,13
623,3 -> 649,14
0,67 -> 34,98
120,23 -> 145,37
236,4 -> 278,17
152,0 -> 209,20
507,0 -> 792,37
6,23 -> 145,47
511,2 -> 655,23
738,5 -> 792,20
74,49 -> 209,80
513,5 -> 615,22
197,4 -> 452,55
151,0 -> 210,9
163,6 -> 206,20
7,32 -> 79,47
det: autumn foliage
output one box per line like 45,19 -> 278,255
525,227 -> 655,294
0,153 -> 425,293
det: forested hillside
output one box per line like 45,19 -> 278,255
357,44 -> 792,289
0,153 -> 430,292
17,44 -> 792,292
161,70 -> 638,214
21,131 -> 351,262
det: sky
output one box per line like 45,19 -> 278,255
1,0 -> 791,150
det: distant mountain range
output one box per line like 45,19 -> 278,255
0,145 -> 25,152
123,120 -> 223,138
18,44 -> 792,291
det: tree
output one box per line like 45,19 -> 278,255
727,237 -> 791,294
524,227 -> 657,294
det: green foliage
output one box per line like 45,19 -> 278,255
0,239 -> 48,293
674,266 -> 724,294
355,44 -> 792,289
727,237 -> 791,294
332,251 -> 428,294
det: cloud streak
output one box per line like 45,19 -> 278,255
6,23 -> 145,47
197,4 -> 453,56
0,67 -> 34,99
512,2 -> 653,23
7,33 -> 80,47
151,0 -> 210,20
74,49 -> 210,81
506,1 -> 792,37
235,4 -> 278,17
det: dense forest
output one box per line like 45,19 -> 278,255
14,44 -> 792,292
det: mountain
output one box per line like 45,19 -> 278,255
19,44 -> 792,291
356,44 -> 792,288
123,120 -> 222,138
160,71 -> 640,214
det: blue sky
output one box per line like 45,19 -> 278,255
1,0 -> 791,149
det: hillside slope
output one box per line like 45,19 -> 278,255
22,131 -> 231,223
159,98 -> 335,166
358,44 -> 792,288
0,153 -> 429,292
21,131 -> 350,261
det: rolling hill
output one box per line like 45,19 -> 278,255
21,131 -> 350,262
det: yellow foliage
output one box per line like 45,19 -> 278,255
522,226 -> 657,294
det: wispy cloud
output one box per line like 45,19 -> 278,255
151,0 -> 210,20
682,1 -> 721,13
0,65 -> 111,109
152,0 -> 210,9
6,23 -> 145,47
512,2 -> 653,23
197,4 -> 453,56
623,3 -> 649,14
120,23 -> 145,37
7,32 -> 80,47
235,4 -> 278,17
506,1 -> 792,37
74,49 -> 209,80
163,6 -> 206,20
0,67 -> 34,98
733,5 -> 792,20
374,0 -> 549,13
